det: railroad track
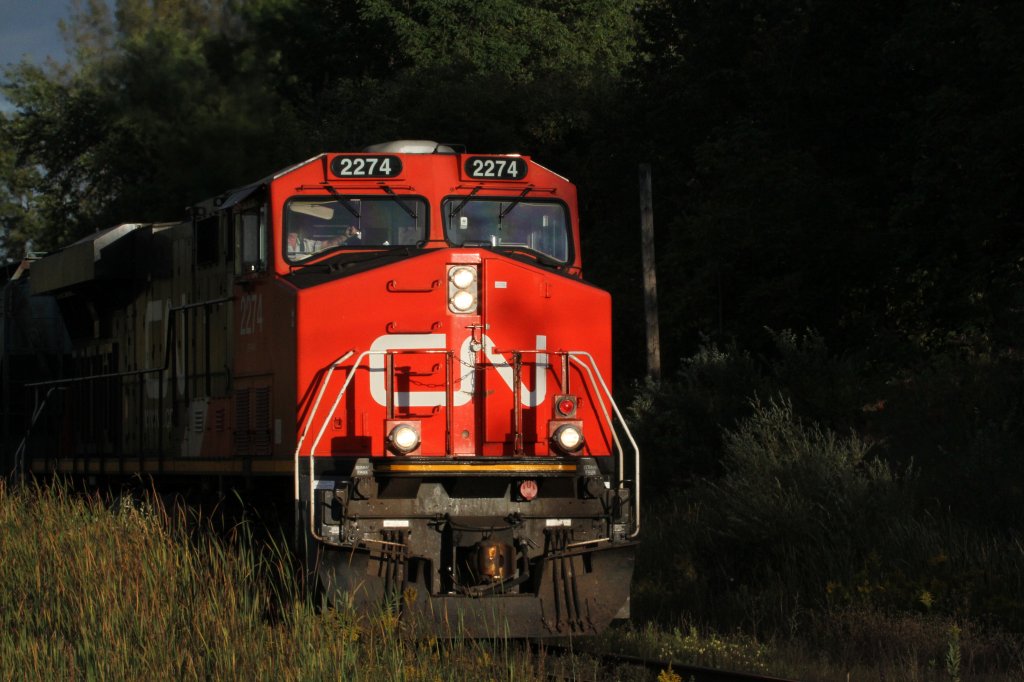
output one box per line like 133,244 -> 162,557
533,642 -> 800,682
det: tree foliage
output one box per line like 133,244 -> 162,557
629,0 -> 1024,361
3,0 -> 1022,357
2,0 -> 642,253
1,0 -> 299,251
0,131 -> 43,258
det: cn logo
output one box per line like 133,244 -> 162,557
368,334 -> 548,408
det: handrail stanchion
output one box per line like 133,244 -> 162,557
12,386 -> 58,482
512,351 -> 523,455
293,350 -> 354,548
445,351 -> 453,456
561,353 -> 570,394
305,350 -> 378,542
564,355 -> 624,472
569,352 -> 641,539
385,352 -> 395,420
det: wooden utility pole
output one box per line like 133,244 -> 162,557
638,163 -> 661,382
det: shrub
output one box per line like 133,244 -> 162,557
692,397 -> 906,627
628,340 -> 767,494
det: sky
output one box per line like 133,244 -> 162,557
0,0 -> 72,111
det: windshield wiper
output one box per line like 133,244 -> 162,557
323,185 -> 361,219
449,186 -> 481,219
380,184 -> 418,220
499,187 -> 533,220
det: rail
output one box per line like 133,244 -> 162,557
10,387 -> 61,482
16,296 -> 232,476
23,361 -> 175,476
293,346 -> 640,544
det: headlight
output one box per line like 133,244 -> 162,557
450,266 -> 476,289
447,264 -> 479,314
450,289 -> 476,312
552,424 -> 584,453
388,423 -> 420,454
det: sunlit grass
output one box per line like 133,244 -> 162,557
5,479 -> 1022,680
0,480 -> 540,681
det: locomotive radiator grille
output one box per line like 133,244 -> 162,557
253,387 -> 271,455
233,389 -> 250,455
233,386 -> 272,456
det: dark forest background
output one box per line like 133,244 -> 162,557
3,0 -> 1023,651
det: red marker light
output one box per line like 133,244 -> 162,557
557,398 -> 576,416
519,480 -> 538,501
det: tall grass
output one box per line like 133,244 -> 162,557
0,481 -> 540,680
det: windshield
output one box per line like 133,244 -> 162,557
284,195 -> 427,263
443,198 -> 570,263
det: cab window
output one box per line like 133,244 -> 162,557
443,198 -> 570,263
284,196 -> 428,263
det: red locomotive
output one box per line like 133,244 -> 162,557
0,141 -> 639,636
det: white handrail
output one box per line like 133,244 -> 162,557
567,356 -> 624,476
293,350 -> 353,543
294,347 -> 640,543
306,351 -> 384,542
568,352 -> 641,539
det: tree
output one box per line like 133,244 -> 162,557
0,116 -> 44,260
245,0 -> 640,153
3,0 -> 642,256
627,0 -> 1024,363
1,0 -> 299,251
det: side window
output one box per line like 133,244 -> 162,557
194,215 -> 219,266
234,204 -> 267,275
223,213 -> 234,264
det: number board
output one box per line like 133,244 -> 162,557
329,155 -> 403,178
464,156 -> 528,181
